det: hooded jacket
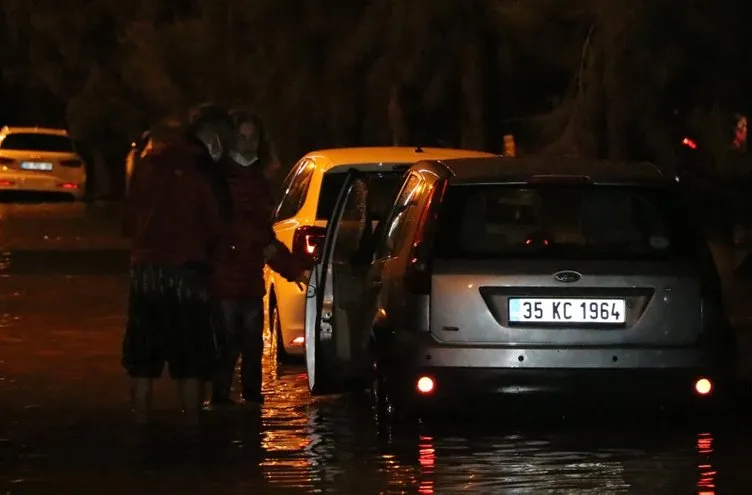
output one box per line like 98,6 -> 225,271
123,136 -> 223,268
209,158 -> 311,299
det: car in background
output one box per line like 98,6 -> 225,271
0,126 -> 86,200
267,146 -> 496,362
303,156 -> 738,419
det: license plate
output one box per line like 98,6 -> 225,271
21,161 -> 53,171
508,298 -> 626,324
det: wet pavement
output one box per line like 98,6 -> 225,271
2,201 -> 752,493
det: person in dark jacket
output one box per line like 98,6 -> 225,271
208,110 -> 311,408
122,104 -> 234,425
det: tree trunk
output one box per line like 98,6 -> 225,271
388,85 -> 408,146
90,147 -> 111,200
460,38 -> 484,150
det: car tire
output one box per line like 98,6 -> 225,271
270,304 -> 292,364
370,354 -> 408,425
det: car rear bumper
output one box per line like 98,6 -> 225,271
379,335 -> 736,409
397,367 -> 730,405
0,173 -> 85,198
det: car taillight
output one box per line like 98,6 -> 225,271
60,159 -> 82,167
404,179 -> 447,295
292,225 -> 326,262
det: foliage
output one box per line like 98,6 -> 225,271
0,0 -> 750,194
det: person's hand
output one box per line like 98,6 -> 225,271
263,242 -> 279,262
294,270 -> 311,290
297,269 -> 311,285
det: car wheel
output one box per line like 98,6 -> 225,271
270,305 -> 291,364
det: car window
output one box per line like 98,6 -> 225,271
434,184 -> 695,260
1,133 -> 74,152
376,173 -> 423,259
274,159 -> 315,221
317,170 -> 404,221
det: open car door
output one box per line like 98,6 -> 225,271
305,169 -> 378,395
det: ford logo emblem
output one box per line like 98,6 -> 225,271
553,270 -> 581,283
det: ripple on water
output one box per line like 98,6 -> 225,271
0,244 -> 744,494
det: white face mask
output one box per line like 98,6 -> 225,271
230,150 -> 259,167
209,146 -> 223,162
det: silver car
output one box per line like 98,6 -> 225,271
303,157 -> 737,418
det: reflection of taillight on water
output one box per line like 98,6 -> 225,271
292,225 -> 326,262
682,137 -> 698,150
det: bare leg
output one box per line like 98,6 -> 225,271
178,378 -> 201,426
131,378 -> 153,425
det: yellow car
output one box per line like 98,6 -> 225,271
266,146 -> 497,361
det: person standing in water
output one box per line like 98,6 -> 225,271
208,110 -> 311,408
122,104 -> 234,425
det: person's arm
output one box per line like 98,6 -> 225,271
265,238 -> 313,283
255,177 -> 312,281
196,171 -> 223,256
123,155 -> 150,238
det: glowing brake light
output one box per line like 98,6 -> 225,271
682,137 -> 698,150
525,237 -> 550,246
0,179 -> 15,186
694,377 -> 712,396
59,183 -> 79,190
292,225 -> 326,262
416,376 -> 435,394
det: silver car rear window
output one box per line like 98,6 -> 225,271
433,184 -> 695,260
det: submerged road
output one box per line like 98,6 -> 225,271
1,200 -> 752,493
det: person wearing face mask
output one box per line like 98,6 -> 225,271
122,104 -> 234,426
207,110 -> 311,409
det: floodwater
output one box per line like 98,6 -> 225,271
1,201 -> 752,494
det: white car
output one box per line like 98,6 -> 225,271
0,126 -> 86,200
267,146 -> 496,361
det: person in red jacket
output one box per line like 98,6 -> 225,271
122,104 -> 235,425
208,110 -> 311,408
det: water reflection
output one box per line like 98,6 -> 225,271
417,435 -> 435,494
697,432 -> 716,494
166,319 -> 738,493
1,205 -> 751,493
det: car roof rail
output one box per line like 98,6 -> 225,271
528,174 -> 593,184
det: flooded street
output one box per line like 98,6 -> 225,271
2,201 -> 752,493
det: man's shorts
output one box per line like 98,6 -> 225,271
122,264 -> 216,380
